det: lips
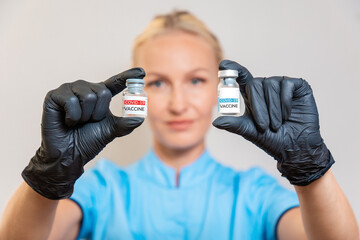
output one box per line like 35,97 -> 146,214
166,120 -> 194,131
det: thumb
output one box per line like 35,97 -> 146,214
112,116 -> 145,137
78,116 -> 144,159
212,115 -> 258,141
103,68 -> 146,97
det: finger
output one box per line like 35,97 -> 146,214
212,115 -> 258,142
219,59 -> 253,95
89,83 -> 112,121
48,83 -> 82,127
247,78 -> 269,132
103,68 -> 145,97
112,117 -> 144,137
280,77 -> 306,121
263,77 -> 282,131
71,80 -> 97,123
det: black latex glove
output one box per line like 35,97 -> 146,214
22,68 -> 145,199
213,60 -> 334,186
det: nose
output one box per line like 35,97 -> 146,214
169,85 -> 188,115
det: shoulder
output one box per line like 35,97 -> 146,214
212,162 -> 297,199
239,166 -> 280,186
212,161 -> 277,188
85,159 -> 123,179
74,158 -> 130,193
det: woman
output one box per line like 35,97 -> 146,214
0,11 -> 358,240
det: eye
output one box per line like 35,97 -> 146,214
191,78 -> 205,85
147,80 -> 164,88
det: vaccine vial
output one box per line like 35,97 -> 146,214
122,78 -> 147,118
218,69 -> 241,116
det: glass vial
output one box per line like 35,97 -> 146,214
122,78 -> 147,118
218,70 -> 241,116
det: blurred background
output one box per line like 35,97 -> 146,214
1,0 -> 359,226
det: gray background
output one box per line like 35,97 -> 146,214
1,0 -> 359,226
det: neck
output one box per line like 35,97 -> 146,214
153,140 -> 205,172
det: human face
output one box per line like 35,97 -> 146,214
135,31 -> 218,151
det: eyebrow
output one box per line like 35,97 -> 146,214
147,68 -> 210,77
189,67 -> 210,73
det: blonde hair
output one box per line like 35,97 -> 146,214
132,10 -> 223,66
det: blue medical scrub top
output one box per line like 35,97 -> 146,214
70,150 -> 299,240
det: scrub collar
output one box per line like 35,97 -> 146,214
139,149 -> 217,189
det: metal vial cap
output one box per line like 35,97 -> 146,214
218,70 -> 238,78
126,78 -> 144,84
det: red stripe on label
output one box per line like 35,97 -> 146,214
124,100 -> 146,105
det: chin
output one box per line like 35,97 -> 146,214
157,133 -> 204,151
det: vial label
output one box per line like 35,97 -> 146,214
123,96 -> 147,117
218,88 -> 240,114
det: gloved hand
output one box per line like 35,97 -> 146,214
22,68 -> 145,199
213,60 -> 334,186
